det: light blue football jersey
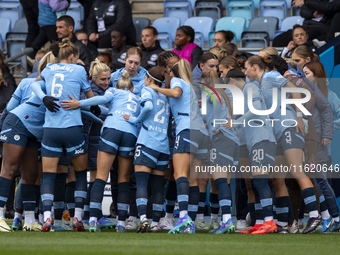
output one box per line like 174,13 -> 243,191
7,78 -> 36,111
80,87 -> 141,137
169,77 -> 208,136
241,82 -> 276,150
136,86 -> 170,154
40,63 -> 91,128
10,95 -> 46,141
260,70 -> 296,139
205,89 -> 240,145
110,67 -> 147,96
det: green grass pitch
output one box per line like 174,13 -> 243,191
0,231 -> 339,255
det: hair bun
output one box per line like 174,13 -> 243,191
121,70 -> 130,79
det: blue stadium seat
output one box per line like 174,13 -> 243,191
66,2 -> 84,30
0,17 -> 11,49
132,17 -> 151,43
0,1 -> 23,29
184,16 -> 214,48
240,16 -> 278,48
194,0 -> 223,26
226,0 -> 255,28
274,16 -> 304,37
212,16 -> 246,45
164,0 -> 192,25
152,17 -> 181,49
259,0 -> 287,27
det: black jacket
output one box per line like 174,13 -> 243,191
141,40 -> 164,70
86,0 -> 136,45
301,0 -> 340,25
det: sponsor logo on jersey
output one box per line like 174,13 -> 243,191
75,148 -> 84,154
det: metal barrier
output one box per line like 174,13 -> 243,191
4,47 -> 33,78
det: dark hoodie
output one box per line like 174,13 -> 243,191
141,40 -> 164,70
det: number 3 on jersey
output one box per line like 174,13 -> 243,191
51,73 -> 65,98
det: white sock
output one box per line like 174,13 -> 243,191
43,211 -> 52,222
0,207 -> 4,218
14,212 -> 22,221
255,219 -> 264,225
140,214 -> 146,222
74,208 -> 83,221
196,213 -> 204,221
222,214 -> 231,223
118,220 -> 125,227
264,216 -> 274,222
321,210 -> 330,220
179,210 -> 187,218
309,210 -> 319,218
25,211 -> 35,225
89,217 -> 97,223
333,216 -> 340,222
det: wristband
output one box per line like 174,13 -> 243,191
296,112 -> 303,117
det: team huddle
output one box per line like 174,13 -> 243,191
0,37 -> 339,236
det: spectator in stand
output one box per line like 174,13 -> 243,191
97,50 -> 113,72
56,15 -> 93,70
173,26 -> 203,69
213,30 -> 235,48
140,26 -> 164,70
75,29 -> 99,61
111,28 -> 133,72
86,0 -> 136,48
280,25 -> 314,58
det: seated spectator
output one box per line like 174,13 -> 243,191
56,15 -> 93,70
173,26 -> 203,69
280,25 -> 314,58
75,29 -> 99,60
111,28 -> 133,72
141,26 -> 164,70
97,50 -> 113,71
274,0 -> 337,47
213,30 -> 235,48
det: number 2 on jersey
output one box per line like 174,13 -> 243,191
154,99 -> 169,124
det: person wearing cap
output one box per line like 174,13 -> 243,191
173,26 -> 203,69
